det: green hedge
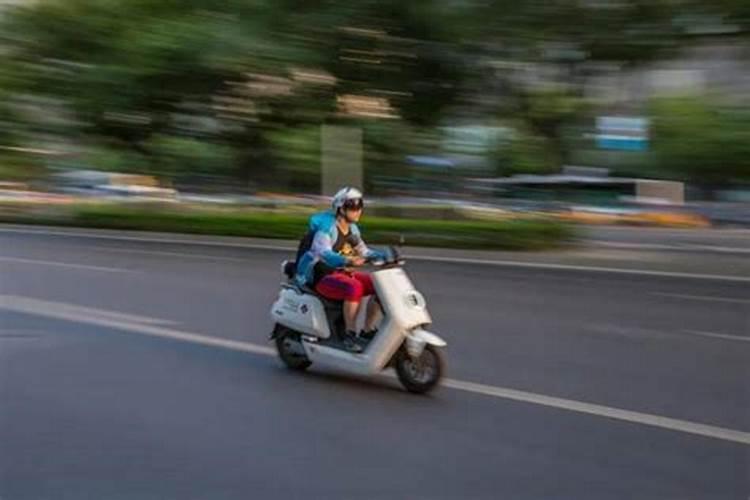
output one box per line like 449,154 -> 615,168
2,203 -> 575,250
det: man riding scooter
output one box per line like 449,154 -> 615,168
272,186 -> 446,392
294,187 -> 386,352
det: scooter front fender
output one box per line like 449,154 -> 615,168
405,328 -> 447,357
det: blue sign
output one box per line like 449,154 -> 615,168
596,116 -> 649,152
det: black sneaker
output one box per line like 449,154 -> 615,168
342,331 -> 363,353
359,328 -> 378,342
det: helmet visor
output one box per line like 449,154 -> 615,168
342,198 -> 364,211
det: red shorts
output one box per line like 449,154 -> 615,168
315,272 -> 375,303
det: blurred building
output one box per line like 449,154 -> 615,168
470,167 -> 684,206
585,41 -> 750,106
53,170 -> 176,199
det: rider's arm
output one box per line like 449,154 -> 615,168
351,226 -> 385,260
310,229 -> 348,268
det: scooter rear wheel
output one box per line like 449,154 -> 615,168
395,344 -> 444,394
275,328 -> 312,371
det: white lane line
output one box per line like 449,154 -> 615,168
0,296 -> 179,326
592,241 -> 750,254
441,378 -> 750,446
0,256 -> 130,273
592,242 -> 680,251
0,226 -> 293,251
410,254 -> 750,283
2,226 -> 749,283
90,245 -> 249,263
0,295 -> 275,356
687,245 -> 750,254
683,330 -> 750,343
1,294 -> 748,447
585,323 -> 750,344
650,291 -> 750,304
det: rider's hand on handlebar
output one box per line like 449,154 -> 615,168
348,256 -> 367,267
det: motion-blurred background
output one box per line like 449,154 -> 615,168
0,0 -> 748,233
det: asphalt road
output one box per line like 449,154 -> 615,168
581,226 -> 750,254
1,229 -> 748,499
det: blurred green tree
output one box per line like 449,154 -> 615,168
0,0 -> 748,188
495,125 -> 558,177
650,96 -> 750,195
265,125 -> 321,192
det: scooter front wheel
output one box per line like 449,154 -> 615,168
274,327 -> 312,371
395,344 -> 444,394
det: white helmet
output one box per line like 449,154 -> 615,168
332,186 -> 364,213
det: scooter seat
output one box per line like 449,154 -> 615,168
281,261 -> 342,309
281,260 -> 297,279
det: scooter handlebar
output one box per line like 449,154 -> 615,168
366,247 -> 405,268
370,258 -> 406,268
338,248 -> 404,270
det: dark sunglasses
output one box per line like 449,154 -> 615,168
343,199 -> 364,211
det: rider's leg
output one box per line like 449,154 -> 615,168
315,273 -> 364,352
343,300 -> 362,333
351,272 -> 381,333
364,297 -> 381,332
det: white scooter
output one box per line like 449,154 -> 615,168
269,251 -> 447,393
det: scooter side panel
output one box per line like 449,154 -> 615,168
302,343 -> 370,374
271,288 -> 331,338
302,317 -> 404,374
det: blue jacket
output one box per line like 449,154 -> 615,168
295,211 -> 383,286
